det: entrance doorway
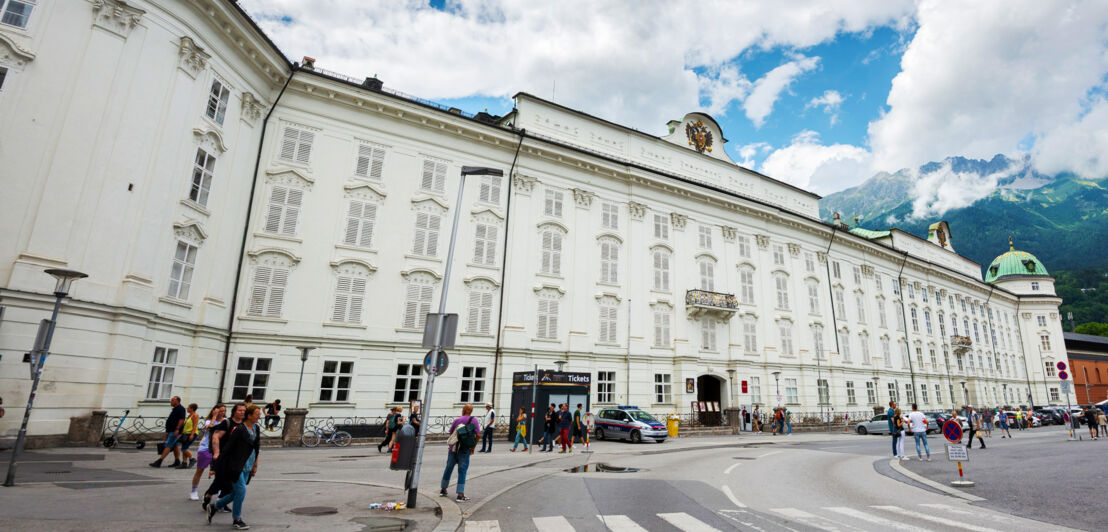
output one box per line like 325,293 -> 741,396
697,375 -> 723,426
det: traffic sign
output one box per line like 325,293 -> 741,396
945,444 -> 969,461
1061,380 -> 1072,394
423,349 -> 449,377
1058,370 -> 1069,381
1056,361 -> 1067,371
942,419 -> 963,443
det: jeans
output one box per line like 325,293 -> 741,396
480,426 -> 494,452
441,450 -> 471,494
560,429 -> 570,450
541,431 -> 554,451
913,432 -> 930,457
215,468 -> 248,519
512,429 -> 528,450
891,432 -> 899,456
786,420 -> 792,435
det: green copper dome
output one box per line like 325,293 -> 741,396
985,238 -> 1049,283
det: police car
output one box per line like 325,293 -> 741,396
593,406 -> 667,443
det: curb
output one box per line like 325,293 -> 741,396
887,458 -> 984,502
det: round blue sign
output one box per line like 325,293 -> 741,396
1058,370 -> 1069,381
1057,361 -> 1067,371
943,419 -> 962,443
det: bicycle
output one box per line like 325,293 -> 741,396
301,426 -> 351,447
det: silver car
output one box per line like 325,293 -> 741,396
593,408 -> 667,443
855,413 -> 937,435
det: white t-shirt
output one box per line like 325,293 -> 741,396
197,419 -> 215,452
908,411 -> 928,433
483,409 -> 496,428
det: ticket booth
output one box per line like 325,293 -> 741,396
510,370 -> 591,444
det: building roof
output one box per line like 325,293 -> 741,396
1064,332 -> 1108,346
849,227 -> 891,240
985,237 -> 1050,283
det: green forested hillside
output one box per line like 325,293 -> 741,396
1055,269 -> 1108,333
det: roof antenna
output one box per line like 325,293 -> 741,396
1008,235 -> 1014,251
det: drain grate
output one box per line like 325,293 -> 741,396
564,463 -> 641,473
290,506 -> 339,516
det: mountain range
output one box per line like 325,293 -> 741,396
818,155 -> 1108,274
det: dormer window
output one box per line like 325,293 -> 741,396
989,265 -> 998,277
1022,260 -> 1036,273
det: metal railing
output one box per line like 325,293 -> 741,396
685,289 -> 739,310
101,414 -> 166,440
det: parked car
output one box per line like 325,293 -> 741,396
593,407 -> 667,443
855,413 -> 936,435
1032,412 -> 1053,426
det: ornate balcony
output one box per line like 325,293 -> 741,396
685,289 -> 739,319
950,335 -> 972,353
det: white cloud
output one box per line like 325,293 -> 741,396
906,160 -> 1021,219
1032,97 -> 1108,178
698,65 -> 751,116
736,142 -> 772,167
806,90 -> 844,125
743,55 -> 820,128
759,130 -> 872,193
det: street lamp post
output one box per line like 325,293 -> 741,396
772,371 -> 781,406
295,346 -> 317,408
959,380 -> 968,409
5,268 -> 87,487
872,376 -> 880,410
406,166 -> 503,508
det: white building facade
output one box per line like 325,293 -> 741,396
0,0 -> 1069,439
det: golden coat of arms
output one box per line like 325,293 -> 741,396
685,120 -> 713,153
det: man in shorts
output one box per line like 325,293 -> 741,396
150,396 -> 186,468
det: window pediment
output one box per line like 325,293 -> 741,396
172,219 -> 208,243
0,33 -> 35,70
594,292 -> 621,302
470,207 -> 504,221
534,284 -> 565,296
401,267 -> 442,280
596,232 -> 623,244
537,221 -> 568,234
265,167 -> 314,187
329,258 -> 377,275
193,127 -> 229,154
650,243 -> 674,253
464,275 -> 500,288
344,183 -> 387,201
247,247 -> 301,266
411,195 -> 449,212
695,252 -> 718,262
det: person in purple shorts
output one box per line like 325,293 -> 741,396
190,403 -> 225,500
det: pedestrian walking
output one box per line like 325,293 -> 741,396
511,407 -> 529,452
440,404 -> 480,502
190,403 -> 225,500
203,402 -> 246,511
1015,409 -> 1024,431
887,401 -> 900,458
177,403 -> 200,469
982,408 -> 992,437
409,403 -> 421,432
996,411 -> 1011,438
377,407 -> 400,453
752,405 -> 762,432
206,404 -> 262,530
557,404 -> 573,453
150,396 -> 187,468
1097,409 -> 1107,438
1084,407 -> 1099,440
785,409 -> 792,436
966,408 -> 986,449
540,405 -> 556,452
908,403 -> 931,461
263,399 -> 281,431
572,404 -> 585,446
479,403 -> 495,453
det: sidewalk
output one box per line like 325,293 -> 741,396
0,430 -> 850,531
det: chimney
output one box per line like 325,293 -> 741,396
301,56 -> 316,70
361,76 -> 383,91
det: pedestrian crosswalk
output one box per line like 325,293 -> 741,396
465,503 -> 1015,532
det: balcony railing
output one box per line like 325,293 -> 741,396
950,335 -> 972,348
685,289 -> 739,319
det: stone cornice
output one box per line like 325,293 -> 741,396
184,0 -> 290,88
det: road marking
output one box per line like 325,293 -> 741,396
825,507 -> 929,531
916,504 -> 1021,523
873,506 -> 1001,532
770,508 -> 844,531
597,514 -> 648,531
465,521 -> 502,532
758,450 -> 781,458
724,462 -> 743,474
533,516 -> 574,531
658,512 -> 721,531
720,485 -> 747,508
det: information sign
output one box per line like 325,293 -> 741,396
942,419 -> 963,443
946,444 -> 968,462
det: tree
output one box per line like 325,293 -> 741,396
1074,322 -> 1108,337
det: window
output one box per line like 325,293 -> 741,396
895,305 -> 904,331
205,79 -> 230,125
921,287 -> 929,303
743,317 -> 758,352
263,185 -> 303,236
653,307 -> 672,347
811,324 -> 825,359
961,298 -> 967,312
0,66 -> 6,92
924,310 -> 932,334
598,301 -> 618,343
817,378 -> 830,405
466,286 -> 494,334
804,252 -> 815,272
807,281 -> 820,314
232,357 -> 271,401
652,249 -> 671,290
544,189 -> 564,217
460,366 -> 486,403
146,347 -> 177,399
540,228 -> 564,275
935,384 -> 942,405
853,266 -> 862,285
778,320 -> 794,355
846,381 -> 856,404
875,275 -> 883,292
393,364 -> 423,403
750,377 -> 762,403
888,382 -> 898,403
330,275 -> 366,323
968,354 -> 976,373
855,293 -> 866,323
0,0 -> 33,28
893,278 -> 901,296
654,374 -> 672,403
653,214 -> 670,240
907,284 -> 915,299
420,159 -> 447,193
601,203 -> 619,229
402,279 -> 435,329
737,236 -> 751,258
910,307 -> 919,332
1031,281 -> 1040,291
473,223 -> 498,265
902,343 -> 910,367
929,348 -> 937,366
189,148 -> 216,206
838,329 -> 851,362
832,261 -> 841,279
739,266 -> 755,304
355,144 -> 385,180
597,371 -> 616,403
537,298 -> 560,339
920,384 -> 929,404
785,378 -> 799,404
938,314 -> 946,336
599,239 -> 620,284
881,337 -> 892,367
774,274 -> 790,310
279,126 -> 314,164
698,225 -> 712,248
1049,387 -> 1059,401
343,200 -> 378,248
167,241 -> 197,300
247,265 -> 288,317
411,212 -> 442,256
860,333 -> 871,362
772,244 -> 785,265
905,384 -> 915,404
1036,315 -> 1046,327
701,319 -> 717,351
698,259 -> 715,291
866,381 -> 877,404
478,174 -> 501,204
319,361 -> 354,402
834,289 -> 846,320
973,322 -> 980,342
1044,361 -> 1056,377
878,299 -> 887,328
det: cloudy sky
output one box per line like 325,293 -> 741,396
240,0 -> 1108,199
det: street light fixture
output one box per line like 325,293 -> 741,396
871,376 -> 880,407
959,380 -> 968,408
407,165 -> 503,508
5,268 -> 87,486
295,346 -> 317,408
771,371 -> 781,406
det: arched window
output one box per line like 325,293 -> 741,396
739,265 -> 755,304
698,258 -> 715,291
652,248 -> 671,291
599,238 -> 620,284
539,226 -> 564,275
774,273 -> 790,310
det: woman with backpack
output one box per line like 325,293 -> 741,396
440,404 -> 481,502
510,407 -> 529,452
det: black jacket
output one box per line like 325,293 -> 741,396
215,422 -> 260,480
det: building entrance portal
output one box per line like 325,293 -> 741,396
697,375 -> 723,426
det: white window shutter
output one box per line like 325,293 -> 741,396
537,301 -> 548,339
283,188 -> 303,235
349,278 -> 366,323
549,302 -> 558,337
266,268 -> 288,317
541,231 -> 552,273
434,162 -> 446,191
403,284 -> 421,328
296,130 -> 313,163
467,291 -> 481,333
472,225 -> 486,263
360,204 -> 376,248
344,201 -> 362,245
412,213 -> 428,254
248,267 -> 272,315
370,148 -> 385,179
332,276 -> 350,322
355,145 -> 371,176
479,292 -> 493,333
280,128 -> 297,160
426,214 -> 440,256
551,233 -> 562,275
484,225 -> 497,264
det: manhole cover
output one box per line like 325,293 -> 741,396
564,463 -> 641,473
290,506 -> 339,516
351,516 -> 409,531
